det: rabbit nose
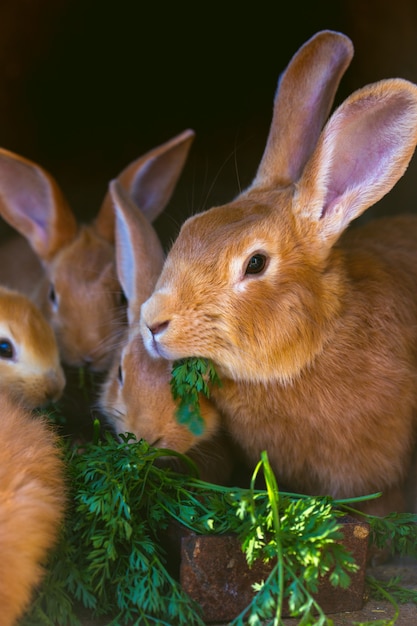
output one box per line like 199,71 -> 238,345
148,320 -> 169,336
44,369 -> 66,403
46,387 -> 63,404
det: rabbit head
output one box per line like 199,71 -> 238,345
101,326 -> 221,455
140,30 -> 417,510
0,130 -> 195,371
140,30 -> 360,381
99,182 -> 221,457
0,285 -> 65,409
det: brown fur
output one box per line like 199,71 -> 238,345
99,325 -> 231,482
140,31 -> 417,515
0,285 -> 65,409
99,182 -> 235,484
0,130 -> 195,370
0,393 -> 65,625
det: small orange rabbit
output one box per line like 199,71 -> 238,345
0,392 -> 65,626
0,130 -> 195,371
0,287 -> 65,622
0,285 -> 65,409
140,30 -> 417,515
99,181 -> 235,483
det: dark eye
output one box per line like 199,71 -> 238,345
245,253 -> 267,275
117,364 -> 123,385
119,290 -> 128,306
48,284 -> 57,305
0,339 -> 14,360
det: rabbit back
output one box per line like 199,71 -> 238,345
0,393 -> 65,625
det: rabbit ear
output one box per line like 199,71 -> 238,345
110,179 -> 165,324
295,79 -> 417,245
254,30 -> 353,188
95,129 -> 195,241
0,149 -> 77,261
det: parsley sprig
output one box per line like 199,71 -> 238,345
20,359 -> 417,625
20,430 -> 417,626
170,357 -> 221,435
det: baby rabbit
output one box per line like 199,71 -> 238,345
0,130 -> 195,371
0,285 -> 65,409
0,392 -> 65,626
99,181 -> 235,484
140,30 -> 417,516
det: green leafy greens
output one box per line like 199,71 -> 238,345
170,357 -> 221,435
20,358 -> 417,626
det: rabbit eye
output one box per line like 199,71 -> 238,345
119,290 -> 128,306
48,284 -> 57,306
0,339 -> 14,360
117,364 -> 123,385
245,253 -> 267,275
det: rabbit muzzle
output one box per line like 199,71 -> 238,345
141,318 -> 172,360
39,367 -> 66,406
140,294 -> 178,360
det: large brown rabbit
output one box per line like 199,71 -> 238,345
0,130 -> 195,371
140,30 -> 417,516
99,181 -> 235,484
0,392 -> 65,626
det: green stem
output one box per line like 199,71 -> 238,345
260,450 -> 285,626
366,576 -> 400,626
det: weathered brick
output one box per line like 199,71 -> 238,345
180,515 -> 369,623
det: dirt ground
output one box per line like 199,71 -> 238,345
281,557 -> 417,626
75,557 -> 417,626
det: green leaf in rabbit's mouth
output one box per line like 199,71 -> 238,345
170,357 -> 222,436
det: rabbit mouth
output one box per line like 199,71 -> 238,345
142,325 -> 176,361
150,335 -> 166,359
149,436 -> 163,448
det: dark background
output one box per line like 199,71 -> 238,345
1,0 -> 417,247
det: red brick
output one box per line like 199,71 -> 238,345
180,515 -> 369,623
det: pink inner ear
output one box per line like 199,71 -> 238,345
320,94 -> 415,220
0,154 -> 78,259
7,188 -> 50,230
0,159 -> 52,232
